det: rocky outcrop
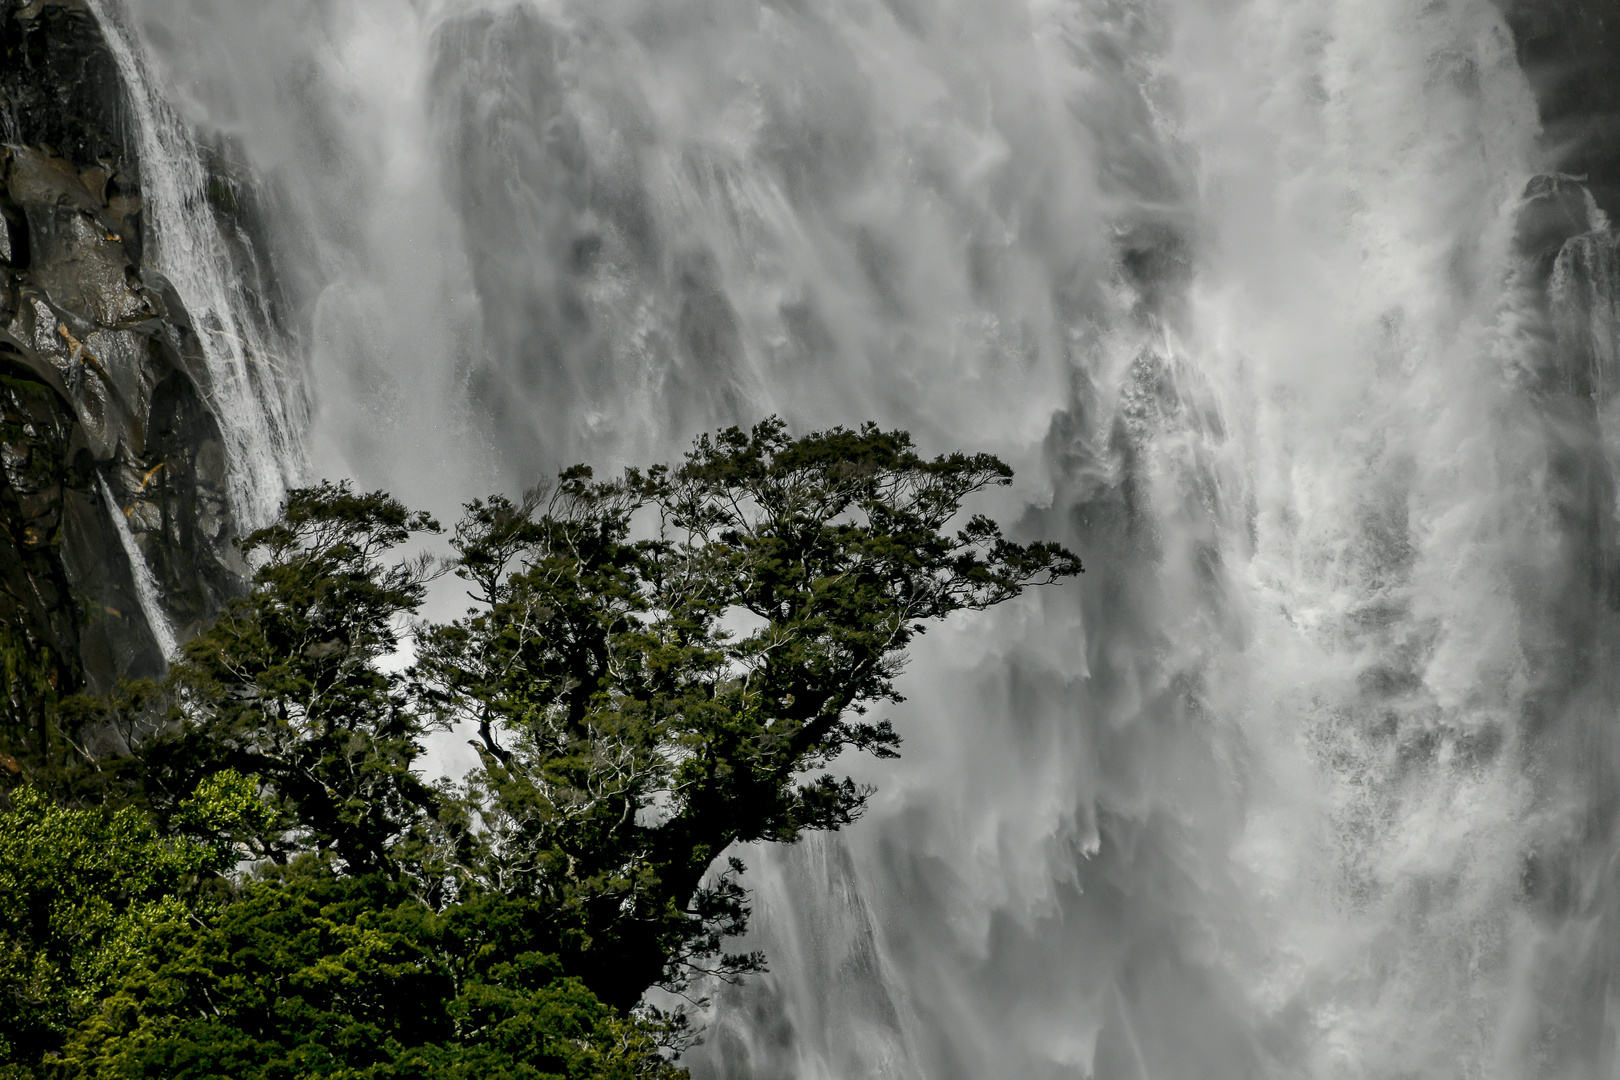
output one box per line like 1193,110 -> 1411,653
0,0 -> 241,743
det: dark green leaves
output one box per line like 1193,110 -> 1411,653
415,418 -> 1081,1006
0,784 -> 244,1071
149,481 -> 448,881
58,875 -> 685,1080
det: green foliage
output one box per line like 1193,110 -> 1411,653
0,419 -> 1080,1075
415,419 -> 1081,1005
0,624 -> 63,777
144,482 -> 451,881
0,682 -> 167,811
0,783 -> 243,1074
0,618 -> 63,805
58,873 -> 685,1080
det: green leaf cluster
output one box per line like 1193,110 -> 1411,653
57,875 -> 684,1080
0,781 -> 241,1075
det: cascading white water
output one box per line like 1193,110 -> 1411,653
82,0 -> 309,528
95,0 -> 1620,1075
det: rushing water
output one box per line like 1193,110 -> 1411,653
85,0 -> 309,528
95,0 -> 1620,1075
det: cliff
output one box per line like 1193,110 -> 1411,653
0,0 -> 241,763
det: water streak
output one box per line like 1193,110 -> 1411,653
98,473 -> 179,661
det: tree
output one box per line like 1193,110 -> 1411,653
416,419 -> 1081,1008
0,774 -> 261,1078
9,419 -> 1079,1076
142,482 -> 456,885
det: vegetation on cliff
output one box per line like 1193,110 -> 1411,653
0,420 -> 1081,1078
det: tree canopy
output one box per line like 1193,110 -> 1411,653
0,420 -> 1081,1078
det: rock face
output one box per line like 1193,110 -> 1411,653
1500,0 -> 1620,216
0,0 -> 241,740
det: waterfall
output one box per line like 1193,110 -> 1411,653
93,0 -> 1620,1075
82,0 -> 308,528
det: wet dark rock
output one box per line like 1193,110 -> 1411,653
1550,228 -> 1620,398
1515,172 -> 1600,281
0,0 -> 131,178
1502,163 -> 1620,756
0,196 -> 25,266
0,0 -> 242,726
1499,0 -> 1620,217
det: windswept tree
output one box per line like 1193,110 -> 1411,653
415,419 -> 1081,1008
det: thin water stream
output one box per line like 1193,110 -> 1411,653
97,473 -> 178,660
